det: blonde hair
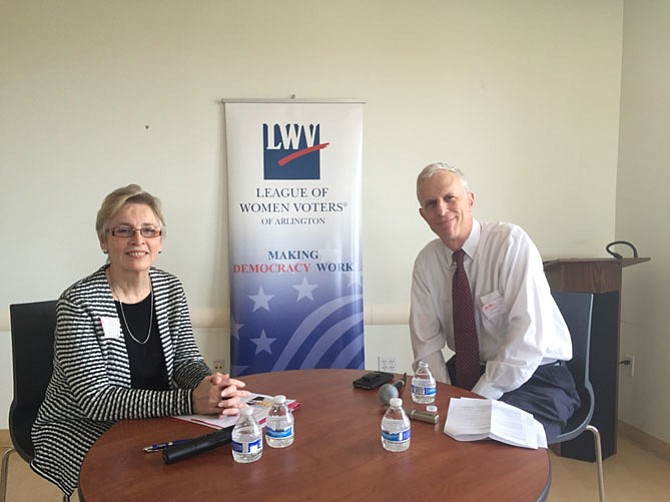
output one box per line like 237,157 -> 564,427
95,184 -> 165,241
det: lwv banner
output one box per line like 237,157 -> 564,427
224,100 -> 364,376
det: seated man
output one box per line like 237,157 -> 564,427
409,162 -> 580,441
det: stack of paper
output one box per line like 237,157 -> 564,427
174,393 -> 300,430
443,397 -> 547,449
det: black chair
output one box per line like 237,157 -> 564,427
550,291 -> 605,502
0,301 -> 70,502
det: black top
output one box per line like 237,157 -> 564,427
114,293 -> 169,390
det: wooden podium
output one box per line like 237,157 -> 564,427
544,257 -> 650,462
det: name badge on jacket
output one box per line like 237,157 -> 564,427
100,316 -> 122,339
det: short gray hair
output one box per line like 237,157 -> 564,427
416,162 -> 470,204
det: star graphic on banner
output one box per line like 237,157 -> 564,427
230,316 -> 244,340
250,329 -> 277,355
346,271 -> 363,291
293,276 -> 318,301
249,286 -> 274,311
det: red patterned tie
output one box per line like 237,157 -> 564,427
452,249 -> 480,390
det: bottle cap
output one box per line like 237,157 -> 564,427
426,405 -> 438,413
389,397 -> 402,407
240,406 -> 253,416
418,361 -> 428,368
273,395 -> 287,404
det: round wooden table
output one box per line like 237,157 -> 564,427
79,369 -> 550,501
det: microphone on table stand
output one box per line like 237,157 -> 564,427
378,373 -> 406,406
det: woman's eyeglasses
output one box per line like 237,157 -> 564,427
107,225 -> 162,238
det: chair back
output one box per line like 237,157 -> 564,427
551,291 -> 594,393
8,300 -> 58,461
550,290 -> 597,445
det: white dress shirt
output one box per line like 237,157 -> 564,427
410,220 -> 572,400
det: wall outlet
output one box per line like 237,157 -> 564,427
212,358 -> 226,373
621,354 -> 635,377
378,356 -> 397,373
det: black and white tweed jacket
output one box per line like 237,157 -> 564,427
31,266 -> 211,496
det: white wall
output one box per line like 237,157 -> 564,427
1,1 -> 624,429
616,0 -> 670,444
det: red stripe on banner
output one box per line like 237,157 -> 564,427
277,143 -> 330,166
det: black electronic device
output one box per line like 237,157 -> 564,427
162,426 -> 234,464
352,371 -> 394,390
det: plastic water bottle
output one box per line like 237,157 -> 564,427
381,397 -> 411,452
231,406 -> 263,463
265,395 -> 294,448
411,360 -> 436,404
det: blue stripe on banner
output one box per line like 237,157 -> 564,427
230,274 -> 365,376
273,294 -> 364,371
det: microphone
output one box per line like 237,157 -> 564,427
378,376 -> 406,406
605,240 -> 639,259
162,426 -> 234,464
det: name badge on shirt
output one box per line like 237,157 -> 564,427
100,316 -> 122,339
480,292 -> 505,321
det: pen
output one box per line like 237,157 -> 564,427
143,439 -> 192,453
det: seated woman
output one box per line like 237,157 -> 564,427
31,184 -> 248,497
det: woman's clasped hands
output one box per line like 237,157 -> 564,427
192,372 -> 250,417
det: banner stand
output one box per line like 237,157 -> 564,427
223,99 -> 365,376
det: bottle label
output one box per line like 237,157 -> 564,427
381,429 -> 411,442
232,438 -> 263,454
411,384 -> 436,396
267,426 -> 293,439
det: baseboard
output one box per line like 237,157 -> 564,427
618,420 -> 670,462
0,428 -> 11,448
